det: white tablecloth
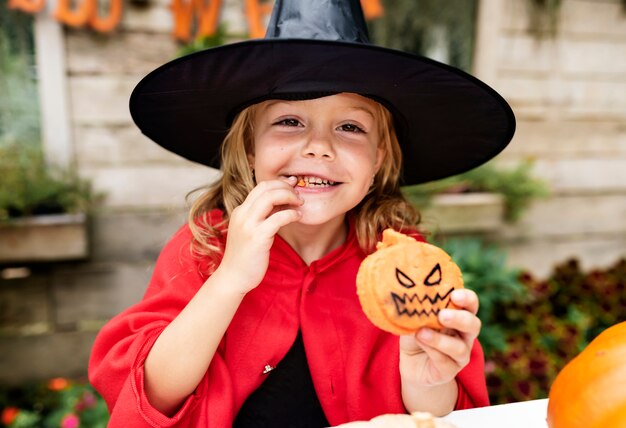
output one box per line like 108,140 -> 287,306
443,399 -> 549,428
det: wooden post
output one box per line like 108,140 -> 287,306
34,3 -> 74,168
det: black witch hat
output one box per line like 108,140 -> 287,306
129,0 -> 515,185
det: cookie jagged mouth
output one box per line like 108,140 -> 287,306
295,175 -> 338,188
390,288 -> 454,317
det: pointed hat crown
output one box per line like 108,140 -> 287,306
265,0 -> 370,43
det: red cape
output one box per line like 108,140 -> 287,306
89,210 -> 488,427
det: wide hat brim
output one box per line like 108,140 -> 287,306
130,39 -> 515,185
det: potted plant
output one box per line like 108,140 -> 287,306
402,160 -> 550,233
0,143 -> 100,264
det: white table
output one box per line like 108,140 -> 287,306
443,399 -> 548,428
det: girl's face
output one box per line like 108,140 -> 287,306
250,93 -> 385,226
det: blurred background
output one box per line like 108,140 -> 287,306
0,0 -> 625,425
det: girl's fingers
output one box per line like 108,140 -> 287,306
250,187 -> 303,220
244,177 -> 298,207
248,176 -> 297,200
235,185 -> 302,223
412,337 -> 459,382
438,309 -> 481,341
417,328 -> 471,367
280,175 -> 298,186
403,292 -> 482,386
260,208 -> 303,235
399,333 -> 424,354
450,289 -> 479,314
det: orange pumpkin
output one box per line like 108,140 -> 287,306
356,229 -> 463,335
547,321 -> 626,428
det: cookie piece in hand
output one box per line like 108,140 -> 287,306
356,229 -> 464,335
332,411 -> 458,427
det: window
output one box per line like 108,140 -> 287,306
369,0 -> 479,72
0,1 -> 41,148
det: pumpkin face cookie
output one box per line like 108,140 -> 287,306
356,229 -> 463,335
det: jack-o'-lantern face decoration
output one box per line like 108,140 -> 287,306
391,262 -> 451,318
356,229 -> 464,335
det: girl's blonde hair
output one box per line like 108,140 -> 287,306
188,97 -> 420,265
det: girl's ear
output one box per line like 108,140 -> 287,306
247,153 -> 255,169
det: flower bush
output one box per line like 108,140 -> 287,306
0,378 -> 109,428
484,257 -> 626,404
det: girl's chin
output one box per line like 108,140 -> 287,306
295,213 -> 329,226
295,208 -> 347,227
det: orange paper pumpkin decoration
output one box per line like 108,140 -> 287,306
89,0 -> 123,32
8,0 -> 46,13
356,229 -> 463,335
547,321 -> 626,428
54,0 -> 96,27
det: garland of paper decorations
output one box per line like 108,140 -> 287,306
8,0 -> 123,31
7,0 -> 383,41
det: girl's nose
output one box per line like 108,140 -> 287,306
301,130 -> 335,160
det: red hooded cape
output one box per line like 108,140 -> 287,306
89,210 -> 488,427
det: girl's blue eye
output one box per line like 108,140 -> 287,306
339,123 -> 365,133
275,118 -> 301,127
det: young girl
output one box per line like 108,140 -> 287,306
89,1 -> 515,427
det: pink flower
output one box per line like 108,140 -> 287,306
60,413 -> 80,428
75,391 -> 97,411
82,391 -> 97,409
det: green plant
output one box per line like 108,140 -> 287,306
403,160 -> 550,222
0,144 -> 98,221
0,378 -> 109,428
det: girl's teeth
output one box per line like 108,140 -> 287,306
296,176 -> 335,187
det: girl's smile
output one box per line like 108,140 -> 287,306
250,93 -> 385,226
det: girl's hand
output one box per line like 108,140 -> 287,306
217,176 -> 303,294
399,289 -> 481,388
